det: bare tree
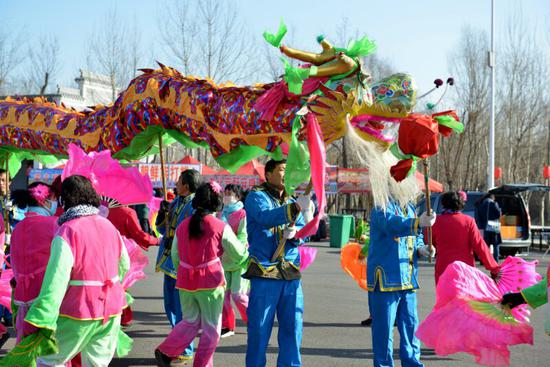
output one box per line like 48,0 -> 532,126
29,35 -> 61,95
439,26 -> 491,190
86,8 -> 142,102
497,10 -> 547,184
159,0 -> 259,84
159,0 -> 196,75
158,0 -> 260,164
128,16 -> 143,80
0,29 -> 25,94
435,8 -> 549,220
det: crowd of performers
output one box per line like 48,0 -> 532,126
0,162 -> 548,367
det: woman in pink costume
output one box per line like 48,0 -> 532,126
431,191 -> 500,284
155,181 -> 249,367
24,175 -> 130,366
10,183 -> 59,343
219,184 -> 249,338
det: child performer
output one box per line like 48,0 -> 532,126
155,181 -> 249,367
219,184 -> 249,338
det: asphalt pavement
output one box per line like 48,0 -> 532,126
1,242 -> 549,366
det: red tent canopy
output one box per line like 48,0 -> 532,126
414,171 -> 444,192
177,155 -> 219,174
178,155 -> 200,165
213,160 -> 265,180
235,160 -> 265,181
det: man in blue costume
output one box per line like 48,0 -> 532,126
367,199 -> 435,367
244,159 -> 307,367
156,169 -> 201,363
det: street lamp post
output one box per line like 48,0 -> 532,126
488,0 -> 496,189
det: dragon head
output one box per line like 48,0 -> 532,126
309,73 -> 417,149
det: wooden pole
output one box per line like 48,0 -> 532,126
271,179 -> 313,262
158,135 -> 170,235
423,160 -> 433,263
3,156 -> 10,237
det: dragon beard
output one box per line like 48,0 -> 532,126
345,116 -> 420,211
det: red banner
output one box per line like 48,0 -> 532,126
336,168 -> 371,194
137,163 -> 201,188
202,174 -> 260,189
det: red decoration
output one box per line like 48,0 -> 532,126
391,114 -> 439,181
432,110 -> 459,137
544,166 -> 550,179
494,167 -> 502,180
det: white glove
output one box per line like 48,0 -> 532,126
283,225 -> 297,240
296,194 -> 315,223
418,244 -> 436,258
419,212 -> 436,228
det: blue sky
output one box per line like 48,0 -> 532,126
2,0 -> 549,93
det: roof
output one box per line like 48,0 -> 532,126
76,69 -> 113,86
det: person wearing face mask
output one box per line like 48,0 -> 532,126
218,184 -> 250,338
9,182 -> 59,344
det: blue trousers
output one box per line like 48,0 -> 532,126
368,288 -> 424,367
246,278 -> 303,367
163,274 -> 194,357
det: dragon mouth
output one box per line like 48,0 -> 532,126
349,114 -> 400,144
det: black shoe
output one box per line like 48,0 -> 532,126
0,332 -> 9,350
154,349 -> 172,367
220,328 -> 235,338
360,317 -> 372,326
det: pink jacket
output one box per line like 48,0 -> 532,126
11,213 -> 58,302
57,215 -> 126,322
175,215 -> 227,291
226,209 -> 246,235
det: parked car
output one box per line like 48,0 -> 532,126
416,184 -> 550,256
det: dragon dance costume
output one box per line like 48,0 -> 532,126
367,201 -> 424,367
243,183 -> 305,367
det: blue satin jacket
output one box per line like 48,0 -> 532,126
367,201 -> 424,292
156,194 -> 195,278
244,185 -> 305,271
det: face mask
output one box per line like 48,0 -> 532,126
47,200 -> 58,215
223,196 -> 238,205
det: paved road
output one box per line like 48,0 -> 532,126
2,243 -> 549,366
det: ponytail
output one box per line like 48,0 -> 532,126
189,208 -> 210,239
188,181 -> 223,239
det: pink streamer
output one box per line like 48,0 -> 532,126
296,113 -> 326,239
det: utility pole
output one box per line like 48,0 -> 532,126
488,0 -> 496,190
